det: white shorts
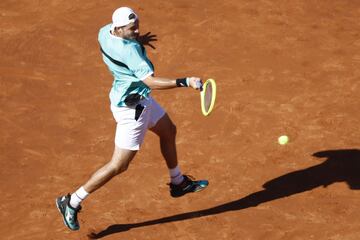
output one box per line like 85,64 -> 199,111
110,96 -> 165,150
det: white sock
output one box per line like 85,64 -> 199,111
169,166 -> 184,185
70,186 -> 89,208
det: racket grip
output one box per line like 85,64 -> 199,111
196,80 -> 202,90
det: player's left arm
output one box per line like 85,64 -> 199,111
136,32 -> 157,49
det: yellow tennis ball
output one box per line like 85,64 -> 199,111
278,135 -> 289,145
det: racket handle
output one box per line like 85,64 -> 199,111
196,80 -> 203,90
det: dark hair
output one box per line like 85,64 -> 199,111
129,13 -> 136,20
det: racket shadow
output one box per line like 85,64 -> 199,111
88,149 -> 360,239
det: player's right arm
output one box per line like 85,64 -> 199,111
143,76 -> 201,90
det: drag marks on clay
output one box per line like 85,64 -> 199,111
23,148 -> 46,158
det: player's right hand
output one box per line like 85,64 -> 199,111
187,77 -> 203,90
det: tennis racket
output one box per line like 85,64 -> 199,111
198,78 -> 217,116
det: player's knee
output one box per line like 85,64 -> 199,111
117,163 -> 129,174
159,121 -> 177,140
108,161 -> 129,175
111,164 -> 127,175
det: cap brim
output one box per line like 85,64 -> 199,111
111,18 -> 137,30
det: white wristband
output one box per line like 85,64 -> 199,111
186,77 -> 190,87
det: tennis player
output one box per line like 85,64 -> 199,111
56,7 -> 208,231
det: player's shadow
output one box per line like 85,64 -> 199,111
88,149 -> 360,239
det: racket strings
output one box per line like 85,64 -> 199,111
204,84 -> 213,112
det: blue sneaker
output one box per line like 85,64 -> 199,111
169,175 -> 209,198
56,194 -> 81,231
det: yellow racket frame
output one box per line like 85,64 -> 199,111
200,78 -> 217,116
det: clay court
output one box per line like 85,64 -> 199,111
1,0 -> 360,239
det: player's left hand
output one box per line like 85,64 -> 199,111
137,32 -> 157,49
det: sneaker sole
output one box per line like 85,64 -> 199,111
55,198 -> 79,231
194,185 -> 207,192
171,180 -> 209,197
191,180 -> 209,193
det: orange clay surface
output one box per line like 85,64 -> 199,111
1,1 -> 359,239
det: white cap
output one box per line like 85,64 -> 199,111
111,7 -> 138,31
